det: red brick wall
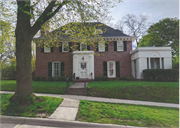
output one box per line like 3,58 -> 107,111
35,41 -> 132,78
92,41 -> 132,77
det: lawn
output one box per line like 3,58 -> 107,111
1,80 -> 75,94
87,81 -> 179,103
76,100 -> 179,127
1,94 -> 63,118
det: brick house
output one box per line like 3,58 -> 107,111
33,22 -> 172,80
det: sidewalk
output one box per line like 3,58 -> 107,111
0,91 -> 179,108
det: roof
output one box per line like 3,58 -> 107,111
35,22 -> 132,40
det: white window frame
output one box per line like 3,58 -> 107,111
62,42 -> 69,52
98,43 -> 105,52
80,43 -> 87,51
107,61 -> 116,78
94,29 -> 103,34
52,61 -> 61,77
44,47 -> 51,52
117,41 -> 124,51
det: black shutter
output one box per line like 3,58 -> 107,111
51,46 -> 54,52
116,61 -> 120,77
114,41 -> 117,51
48,62 -> 52,77
105,43 -> 108,51
123,41 -> 127,51
69,42 -> 72,52
41,44 -> 44,52
103,61 -> 107,76
87,45 -> 90,51
77,43 -> 80,51
61,62 -> 64,76
59,42 -> 62,52
96,42 -> 99,51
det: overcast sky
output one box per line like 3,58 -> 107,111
110,0 -> 179,25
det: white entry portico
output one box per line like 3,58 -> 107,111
73,51 -> 94,79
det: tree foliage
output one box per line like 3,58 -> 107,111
114,14 -> 151,46
139,17 -> 179,56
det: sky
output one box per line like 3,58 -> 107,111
110,0 -> 179,25
109,0 -> 179,48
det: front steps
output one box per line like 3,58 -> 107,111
66,88 -> 87,95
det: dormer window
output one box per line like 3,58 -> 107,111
94,29 -> 103,34
65,30 -> 72,35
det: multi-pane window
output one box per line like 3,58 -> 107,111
44,47 -> 50,52
108,61 -> 116,77
150,58 -> 160,69
52,62 -> 61,77
99,43 -> 105,52
80,43 -> 87,51
62,42 -> 69,52
117,41 -> 124,51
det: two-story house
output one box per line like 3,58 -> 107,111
33,22 -> 172,80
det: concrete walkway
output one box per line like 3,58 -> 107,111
68,82 -> 88,88
0,91 -> 179,108
49,98 -> 79,121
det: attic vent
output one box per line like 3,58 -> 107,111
94,29 -> 103,34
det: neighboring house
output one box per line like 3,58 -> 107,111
33,22 -> 172,80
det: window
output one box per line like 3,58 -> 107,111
81,63 -> 86,70
150,58 -> 160,69
161,58 -> 164,69
108,61 -> 116,78
65,30 -> 72,35
52,62 -> 61,77
94,29 -> 103,34
62,42 -> 69,52
80,43 -> 87,51
44,47 -> 50,52
99,43 -> 105,52
117,41 -> 124,51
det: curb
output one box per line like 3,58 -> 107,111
0,116 -> 147,128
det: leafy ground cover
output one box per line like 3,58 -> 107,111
87,81 -> 179,103
1,94 -> 63,118
1,80 -> 75,94
76,100 -> 179,127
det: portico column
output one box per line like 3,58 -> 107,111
160,57 -> 162,69
149,57 -> 151,69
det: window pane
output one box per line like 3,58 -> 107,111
63,43 -> 69,51
150,58 -> 160,69
117,42 -> 123,51
45,47 -> 50,52
99,43 -> 105,51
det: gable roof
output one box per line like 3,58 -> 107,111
35,22 -> 132,40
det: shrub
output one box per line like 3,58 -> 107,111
119,75 -> 136,81
143,69 -> 179,82
40,77 -> 46,81
57,76 -> 65,81
65,76 -> 72,81
95,76 -> 108,81
34,76 -> 40,81
47,76 -> 53,81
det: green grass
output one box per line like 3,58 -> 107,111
0,80 -> 75,94
87,81 -> 179,103
1,94 -> 63,118
76,100 -> 179,127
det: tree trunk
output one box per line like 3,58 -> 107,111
10,1 -> 33,102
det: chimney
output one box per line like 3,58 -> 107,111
41,22 -> 50,37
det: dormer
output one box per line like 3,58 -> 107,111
94,29 -> 103,34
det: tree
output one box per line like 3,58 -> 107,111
10,0 -> 121,103
138,17 -> 179,57
114,14 -> 151,46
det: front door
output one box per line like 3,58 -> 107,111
79,62 -> 88,78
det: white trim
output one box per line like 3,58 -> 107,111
117,41 -> 124,51
80,43 -> 87,51
62,42 -> 69,52
107,61 -> 116,78
98,43 -> 105,52
94,29 -> 103,34
52,61 -> 61,77
44,47 -> 51,52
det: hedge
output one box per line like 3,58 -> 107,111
119,75 -> 136,81
143,69 -> 179,82
95,76 -> 108,81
